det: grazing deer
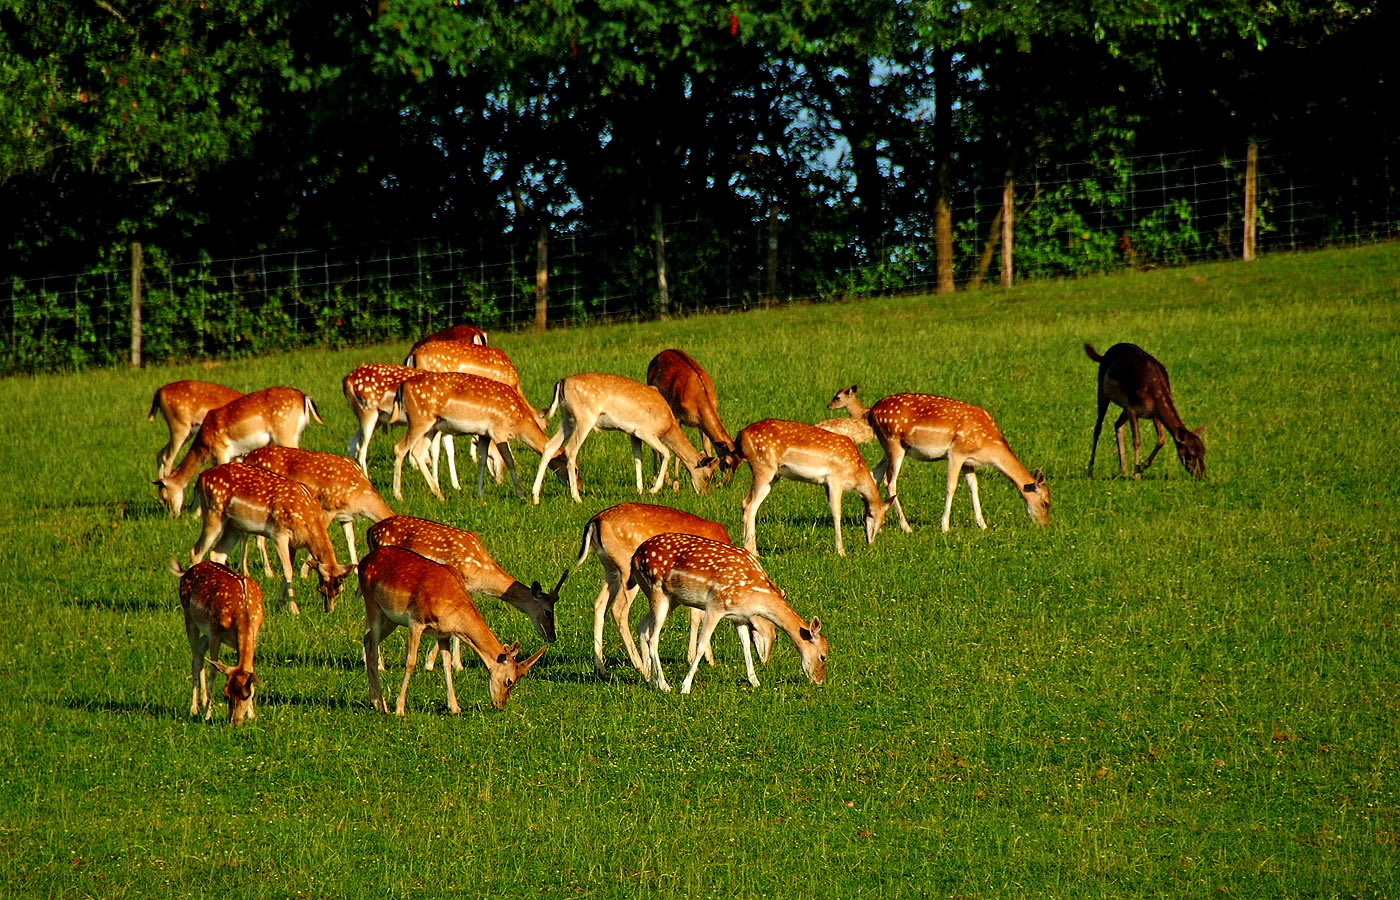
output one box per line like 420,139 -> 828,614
359,546 -> 547,714
367,515 -> 566,665
154,386 -> 322,517
409,324 -> 489,354
391,372 -> 568,501
190,463 -> 353,615
1085,342 -> 1206,480
645,349 -> 741,480
148,380 -> 244,478
630,533 -> 827,694
815,384 -> 875,445
569,502 -> 775,676
342,363 -> 480,489
244,445 -> 394,566
735,418 -> 887,557
529,373 -> 719,504
868,392 -> 1050,533
170,559 -> 264,726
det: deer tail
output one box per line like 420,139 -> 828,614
1084,343 -> 1104,362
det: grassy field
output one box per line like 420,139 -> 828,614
1,243 -> 1397,898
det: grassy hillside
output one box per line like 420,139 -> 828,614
1,244 -> 1396,898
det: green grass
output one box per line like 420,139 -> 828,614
2,244 -> 1397,898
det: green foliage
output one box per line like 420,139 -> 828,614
1,245 -> 1397,897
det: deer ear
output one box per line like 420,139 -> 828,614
518,646 -> 547,674
801,617 -> 822,641
208,658 -> 233,676
697,456 -> 716,468
1194,424 -> 1207,438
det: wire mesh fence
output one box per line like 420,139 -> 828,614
3,146 -> 1395,375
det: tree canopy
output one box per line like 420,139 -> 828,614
2,0 -> 1393,300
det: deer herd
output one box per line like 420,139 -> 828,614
150,328 -> 1206,724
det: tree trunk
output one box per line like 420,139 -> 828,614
129,240 -> 142,368
534,224 -> 548,332
969,203 -> 1004,291
932,48 -> 955,295
1000,173 -> 1015,287
654,202 -> 670,319
1243,142 -> 1258,261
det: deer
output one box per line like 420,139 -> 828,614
630,532 -> 827,694
243,445 -> 394,567
1085,342 -> 1207,480
408,324 -> 489,354
154,386 -> 322,518
366,515 -> 567,672
169,559 -> 264,726
569,502 -> 775,676
645,349 -> 741,482
189,462 -> 353,615
529,373 -> 719,505
147,380 -> 244,478
404,340 -> 536,415
815,384 -> 875,445
734,418 -> 888,557
390,371 -> 569,501
359,545 -> 547,714
342,363 -> 484,489
868,392 -> 1050,533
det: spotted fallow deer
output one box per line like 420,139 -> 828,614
868,392 -> 1050,533
244,445 -> 394,566
815,384 -> 875,445
342,363 -> 479,489
391,372 -> 568,501
529,373 -> 719,504
735,418 -> 887,557
408,324 -> 489,354
359,546 -> 547,714
190,462 -> 353,615
1085,342 -> 1206,480
630,532 -> 827,694
366,515 -> 566,671
148,380 -> 244,478
645,349 -> 741,480
169,559 -> 264,726
154,386 -> 322,517
569,502 -> 775,676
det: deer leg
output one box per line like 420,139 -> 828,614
1112,410 -> 1134,478
680,609 -> 725,694
526,425 -> 565,503
825,480 -> 848,557
437,636 -> 461,714
941,456 -> 963,533
1088,397 -> 1111,477
340,520 -> 358,567
641,589 -> 674,691
394,623 -> 426,717
882,445 -> 913,533
495,441 -> 523,499
964,469 -> 988,529
188,625 -> 210,718
272,534 -> 300,616
472,434 -> 491,497
686,608 -> 715,667
444,434 -> 463,491
1140,418 -> 1167,473
592,578 -> 614,676
736,622 -> 761,688
741,471 -> 780,555
637,435 -> 673,495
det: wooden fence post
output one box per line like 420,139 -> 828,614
129,240 -> 142,368
1243,142 -> 1258,261
1000,174 -> 1015,287
654,202 -> 670,319
534,224 -> 548,332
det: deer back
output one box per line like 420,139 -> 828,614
344,364 -> 419,419
150,380 -> 243,428
409,340 -> 521,388
245,445 -> 393,521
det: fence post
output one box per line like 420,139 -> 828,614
1000,174 -> 1015,287
763,205 -> 780,306
535,223 -> 549,332
654,202 -> 670,319
129,240 -> 142,368
1243,142 -> 1258,261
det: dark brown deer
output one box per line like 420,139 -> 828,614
1085,343 -> 1206,480
646,349 -> 741,479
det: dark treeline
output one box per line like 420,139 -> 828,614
2,1 -> 1396,324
